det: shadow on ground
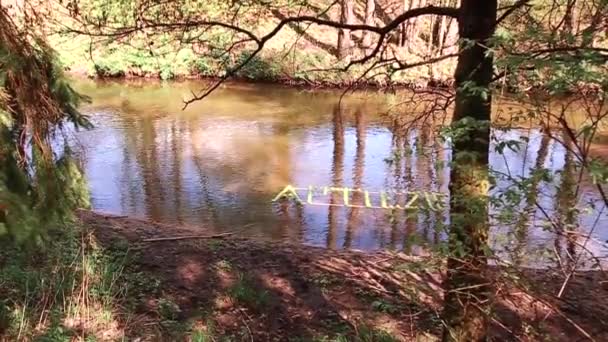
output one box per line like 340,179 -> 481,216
83,211 -> 608,341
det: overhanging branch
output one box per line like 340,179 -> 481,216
184,5 -> 460,106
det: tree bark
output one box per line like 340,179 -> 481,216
557,128 -> 577,269
431,13 -> 447,55
362,0 -> 375,50
442,0 -> 497,341
337,0 -> 355,59
402,0 -> 423,48
402,0 -> 419,47
563,0 -> 576,35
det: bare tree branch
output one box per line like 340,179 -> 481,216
496,0 -> 532,27
181,5 -> 460,106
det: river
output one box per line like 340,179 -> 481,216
68,78 -> 608,267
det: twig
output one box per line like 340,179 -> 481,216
106,215 -> 129,219
553,245 -> 566,276
537,296 -> 595,341
237,308 -> 254,342
492,315 -> 525,341
142,232 -> 234,242
557,272 -> 572,298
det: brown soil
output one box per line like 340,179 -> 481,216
81,211 -> 608,341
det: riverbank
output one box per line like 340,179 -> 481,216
53,32 -> 455,89
31,212 -> 608,340
66,69 -> 447,93
2,211 -> 606,340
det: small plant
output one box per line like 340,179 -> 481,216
191,328 -> 214,342
392,259 -> 439,273
234,50 -> 281,81
228,273 -> 268,309
371,300 -> 400,314
190,319 -> 217,342
158,297 -> 181,321
314,325 -> 399,342
194,56 -> 216,77
214,259 -> 232,271
310,334 -> 350,342
353,287 -> 377,301
206,239 -> 224,251
357,325 -> 399,342
311,274 -> 340,289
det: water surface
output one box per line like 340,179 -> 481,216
70,79 -> 608,265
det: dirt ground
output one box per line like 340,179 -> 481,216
81,211 -> 608,341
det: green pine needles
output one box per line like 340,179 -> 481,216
0,7 -> 91,245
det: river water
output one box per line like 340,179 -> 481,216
69,78 -> 608,267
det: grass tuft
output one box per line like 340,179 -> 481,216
228,273 -> 269,310
0,224 -> 155,341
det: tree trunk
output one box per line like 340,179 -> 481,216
428,15 -> 436,55
557,128 -> 577,269
400,0 -> 408,47
432,14 -> 447,55
442,1 -> 497,341
337,0 -> 355,59
563,0 -> 576,35
362,0 -> 375,50
441,0 -> 459,55
403,0 -> 422,48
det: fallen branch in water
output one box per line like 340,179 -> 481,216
142,232 -> 234,242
